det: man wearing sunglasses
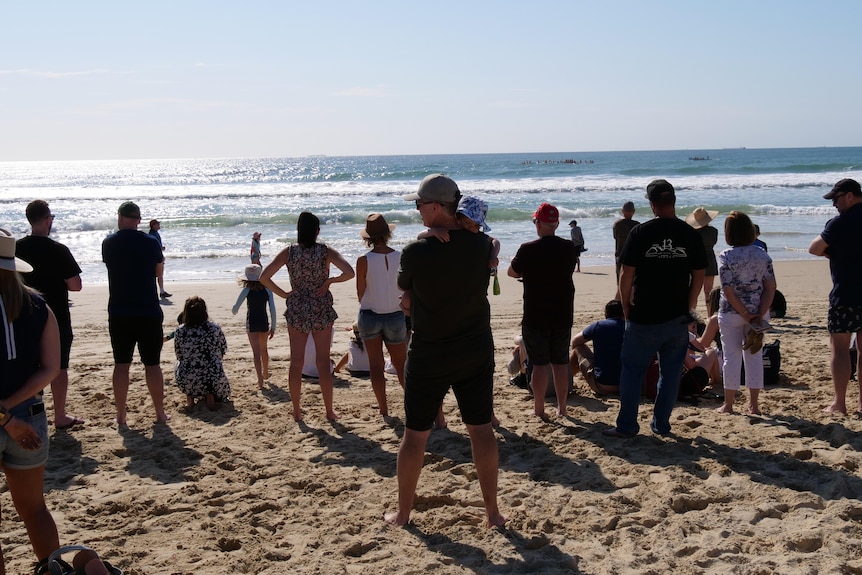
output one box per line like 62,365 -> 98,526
385,174 -> 506,528
809,178 -> 862,415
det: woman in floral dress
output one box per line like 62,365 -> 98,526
174,296 -> 230,410
260,212 -> 355,421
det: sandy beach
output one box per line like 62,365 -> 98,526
3,259 -> 862,574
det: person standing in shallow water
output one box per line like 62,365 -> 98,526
384,174 -> 506,528
809,178 -> 862,415
259,212 -> 354,422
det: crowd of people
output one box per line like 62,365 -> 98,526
1,174 -> 860,569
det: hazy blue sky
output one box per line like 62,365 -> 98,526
2,1 -> 859,160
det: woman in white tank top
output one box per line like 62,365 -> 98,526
355,214 -> 407,418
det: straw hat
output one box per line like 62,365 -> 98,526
0,229 -> 33,273
360,213 -> 396,239
685,207 -> 719,229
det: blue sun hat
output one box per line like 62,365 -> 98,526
456,196 -> 491,232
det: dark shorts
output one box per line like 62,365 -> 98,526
828,305 -> 862,334
404,357 -> 494,431
59,322 -> 73,370
358,309 -> 407,344
522,325 -> 572,365
109,316 -> 164,366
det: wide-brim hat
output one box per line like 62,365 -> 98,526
360,213 -> 396,239
244,264 -> 262,281
0,228 -> 33,273
685,207 -> 719,229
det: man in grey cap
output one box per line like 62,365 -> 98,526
385,174 -> 506,528
809,178 -> 862,414
102,201 -> 169,425
605,179 -> 706,438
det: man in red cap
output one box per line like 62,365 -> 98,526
508,202 -> 578,419
809,178 -> 862,414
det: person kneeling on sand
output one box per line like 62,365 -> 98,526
571,300 -> 625,396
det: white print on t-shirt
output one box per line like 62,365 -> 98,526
645,239 -> 688,259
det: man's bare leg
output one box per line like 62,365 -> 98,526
145,364 -> 169,422
531,364 -> 550,418
465,422 -> 507,527
52,369 -> 82,427
112,363 -> 131,425
384,427 -> 431,526
826,333 -> 852,414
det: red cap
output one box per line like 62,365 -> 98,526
533,202 -> 559,224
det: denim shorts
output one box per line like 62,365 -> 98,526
357,309 -> 407,344
0,398 -> 50,469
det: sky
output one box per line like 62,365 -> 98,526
1,1 -> 860,160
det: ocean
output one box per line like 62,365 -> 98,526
1,147 -> 859,285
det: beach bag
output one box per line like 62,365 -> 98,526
643,360 -> 704,404
740,339 -> 781,386
771,290 -> 786,318
39,545 -> 123,575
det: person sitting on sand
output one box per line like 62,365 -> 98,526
571,300 -> 625,396
174,296 -> 231,411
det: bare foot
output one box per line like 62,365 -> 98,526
487,511 -> 508,528
114,416 -> 127,427
326,410 -> 341,421
433,414 -> 447,429
823,403 -> 847,414
533,411 -> 551,422
747,407 -> 762,415
714,405 -> 734,414
293,410 -> 304,422
155,414 -> 172,424
384,510 -> 410,526
257,380 -> 264,389
556,407 -> 567,418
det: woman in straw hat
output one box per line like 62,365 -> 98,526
686,207 -> 720,307
355,213 -> 407,418
0,229 -> 61,574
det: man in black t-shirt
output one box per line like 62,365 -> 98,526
509,202 -> 577,418
16,200 -> 84,429
605,180 -> 706,438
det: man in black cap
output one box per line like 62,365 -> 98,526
809,178 -> 862,415
102,201 -> 169,425
605,179 -> 706,438
148,218 -> 171,298
385,174 -> 506,528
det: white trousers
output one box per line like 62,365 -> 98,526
718,311 -> 768,391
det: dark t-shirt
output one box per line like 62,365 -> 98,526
620,216 -> 707,324
15,236 -> 81,328
398,230 -> 493,374
0,293 -> 48,399
102,229 -> 164,318
821,202 -> 862,307
696,225 -> 719,276
613,218 -> 640,260
582,317 -> 625,385
510,235 -> 577,330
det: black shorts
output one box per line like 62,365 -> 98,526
828,305 -> 862,334
522,325 -> 572,365
403,358 -> 494,431
109,316 -> 164,366
59,322 -> 73,370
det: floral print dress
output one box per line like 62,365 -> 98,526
284,243 -> 337,332
174,321 -> 231,400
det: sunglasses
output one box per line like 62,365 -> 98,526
415,200 -> 441,209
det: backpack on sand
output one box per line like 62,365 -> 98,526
37,545 -> 123,575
